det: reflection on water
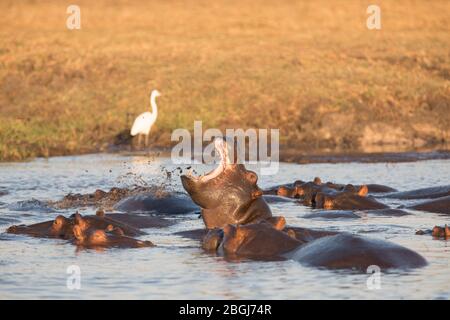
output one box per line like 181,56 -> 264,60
0,154 -> 449,299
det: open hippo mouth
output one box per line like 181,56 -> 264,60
185,137 -> 232,183
181,137 -> 237,209
181,137 -> 272,229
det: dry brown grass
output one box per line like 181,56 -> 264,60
0,0 -> 449,161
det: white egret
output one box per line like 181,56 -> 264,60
130,89 -> 160,147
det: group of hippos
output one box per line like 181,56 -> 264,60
6,138 -> 450,271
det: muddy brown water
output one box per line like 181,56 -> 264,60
0,154 -> 449,299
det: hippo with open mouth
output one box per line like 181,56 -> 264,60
181,138 -> 273,229
179,138 -> 427,270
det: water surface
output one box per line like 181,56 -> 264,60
0,154 -> 449,299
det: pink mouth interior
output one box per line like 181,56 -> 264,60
187,138 -> 230,182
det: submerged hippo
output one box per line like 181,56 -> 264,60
303,208 -> 409,220
5,210 -> 166,239
385,185 -> 450,200
7,215 -> 75,239
203,221 -> 427,270
49,186 -> 166,210
267,178 -> 390,210
416,225 -> 450,239
291,179 -> 389,210
313,185 -> 389,210
407,196 -> 450,214
264,179 -> 396,198
114,192 -> 199,215
179,141 -> 426,270
72,225 -> 154,249
181,138 -> 273,229
6,211 -> 158,249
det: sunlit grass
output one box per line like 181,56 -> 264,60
0,0 -> 448,161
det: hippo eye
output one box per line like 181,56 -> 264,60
246,172 -> 257,183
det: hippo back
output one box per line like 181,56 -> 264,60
115,192 -> 199,215
288,233 -> 427,271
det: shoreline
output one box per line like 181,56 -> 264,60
4,143 -> 449,165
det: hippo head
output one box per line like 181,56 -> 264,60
49,215 -> 74,238
432,225 -> 450,238
73,225 -> 108,246
277,186 -> 297,198
314,184 -> 385,210
294,178 -> 323,205
181,138 -> 268,228
72,212 -> 90,232
203,221 -> 301,259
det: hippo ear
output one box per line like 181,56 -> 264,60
294,185 -> 304,196
53,215 -> 66,226
313,177 -> 322,185
266,216 -> 286,230
96,209 -> 105,217
245,171 -> 258,184
74,213 -> 88,230
358,185 -> 369,196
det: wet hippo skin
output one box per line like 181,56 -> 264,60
6,210 -> 173,239
262,195 -> 295,204
324,183 -> 397,193
7,216 -> 75,239
105,213 -> 176,228
49,187 -> 147,210
72,225 -> 154,249
179,138 -> 427,270
407,196 -> 450,214
217,222 -> 302,259
204,222 -> 427,271
267,178 -> 390,210
114,192 -> 199,215
303,210 -> 362,219
264,179 -> 397,197
385,185 -> 450,200
181,138 -> 272,229
313,190 -> 389,210
288,233 -> 427,270
297,181 -> 389,210
6,211 -> 155,250
303,209 -> 409,220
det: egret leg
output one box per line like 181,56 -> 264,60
145,135 -> 149,148
137,134 -> 142,149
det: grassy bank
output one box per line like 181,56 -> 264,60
0,0 -> 449,161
